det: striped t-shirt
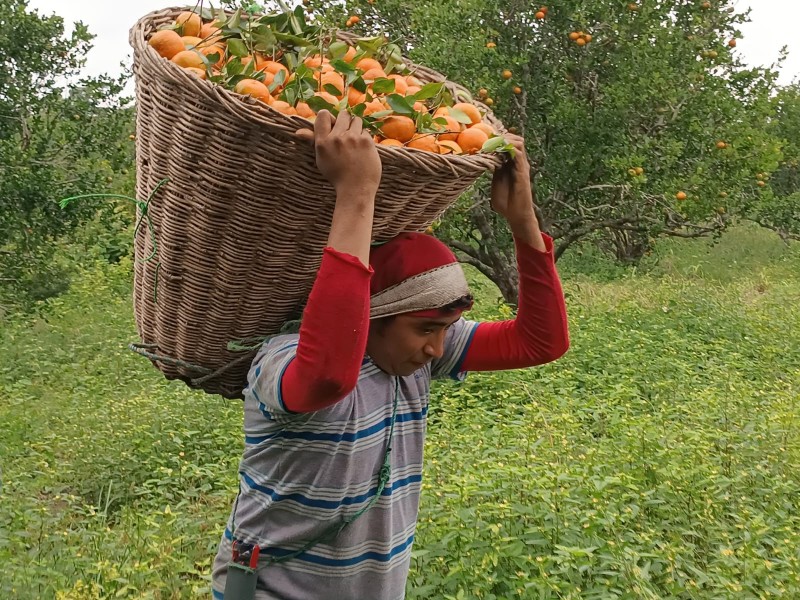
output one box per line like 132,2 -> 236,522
211,318 -> 478,600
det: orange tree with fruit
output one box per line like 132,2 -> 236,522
145,1 -> 515,157
334,0 -> 785,300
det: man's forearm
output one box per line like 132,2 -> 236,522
507,205 -> 547,252
326,187 -> 376,267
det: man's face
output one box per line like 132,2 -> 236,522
366,313 -> 461,376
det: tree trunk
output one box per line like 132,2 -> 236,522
443,190 -> 521,305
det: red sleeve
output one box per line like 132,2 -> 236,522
280,248 -> 372,413
460,233 -> 569,371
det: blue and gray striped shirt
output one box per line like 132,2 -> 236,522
212,318 -> 478,600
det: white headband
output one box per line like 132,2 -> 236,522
369,262 -> 470,319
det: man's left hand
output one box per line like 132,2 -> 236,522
490,134 -> 546,250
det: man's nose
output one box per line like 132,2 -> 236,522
424,332 -> 446,359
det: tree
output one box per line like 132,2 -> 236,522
328,0 -> 783,301
752,84 -> 800,242
0,0 -> 134,309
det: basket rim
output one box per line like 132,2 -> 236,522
129,6 -> 508,171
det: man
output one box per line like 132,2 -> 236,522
212,110 -> 569,599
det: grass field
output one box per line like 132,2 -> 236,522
1,225 -> 799,599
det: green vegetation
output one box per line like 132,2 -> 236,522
2,226 -> 798,598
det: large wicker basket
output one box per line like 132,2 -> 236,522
129,7 -> 507,398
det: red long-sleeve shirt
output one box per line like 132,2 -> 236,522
281,234 -> 569,413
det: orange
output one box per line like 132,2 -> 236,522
304,55 -> 331,70
535,11 -> 545,19
502,69 -> 512,80
513,86 -> 522,94
295,102 -> 315,118
362,99 -> 386,116
406,75 -> 424,87
380,115 -> 416,142
451,102 -> 482,125
407,134 -> 438,152
199,44 -> 225,68
569,32 -> 580,41
406,85 -> 421,96
478,88 -> 488,98
437,140 -> 463,155
576,37 -> 587,46
728,39 -> 737,48
433,106 -> 450,118
343,46 -> 358,62
675,191 -> 687,201
260,72 -> 276,88
319,72 -> 345,97
356,57 -> 383,72
457,128 -> 489,154
388,74 -> 409,94
270,101 -> 297,115
361,67 -> 387,81
435,115 -> 463,142
171,50 -> 205,69
583,34 -> 593,43
379,138 -> 404,147
175,11 -> 202,37
348,87 -> 367,106
183,67 -> 207,80
470,122 -> 495,136
148,30 -> 184,60
413,101 -> 428,114
303,55 -> 322,68
181,36 -> 204,49
314,91 -> 340,108
234,79 -> 272,103
259,60 -> 290,79
716,141 -> 727,149
199,22 -> 223,43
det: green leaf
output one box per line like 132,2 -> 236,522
267,70 -> 287,93
370,109 -> 394,119
306,95 -> 337,114
351,76 -> 368,93
282,86 -> 298,106
480,136 -> 508,154
251,27 -> 278,52
356,36 -> 386,53
448,107 -> 473,125
324,84 -> 342,97
273,31 -> 315,47
273,69 -> 287,87
227,9 -> 242,31
412,82 -> 445,101
331,59 -> 357,75
386,94 -> 415,115
227,38 -> 249,57
328,41 -> 349,60
372,78 -> 396,94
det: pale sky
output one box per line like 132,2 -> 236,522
25,0 -> 800,89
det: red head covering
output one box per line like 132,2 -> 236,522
369,233 -> 472,318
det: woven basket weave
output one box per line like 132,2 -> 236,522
129,7 -> 507,398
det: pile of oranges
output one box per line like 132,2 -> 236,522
146,9 -> 506,156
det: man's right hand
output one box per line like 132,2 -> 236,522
296,110 -> 382,197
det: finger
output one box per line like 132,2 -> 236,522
314,110 -> 335,139
331,110 -> 352,135
348,113 -> 363,136
295,128 -> 315,143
